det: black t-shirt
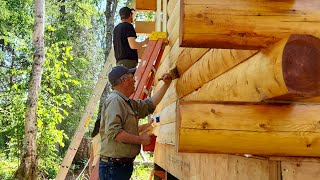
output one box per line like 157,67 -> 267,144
113,22 -> 138,62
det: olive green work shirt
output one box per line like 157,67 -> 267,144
100,90 -> 155,158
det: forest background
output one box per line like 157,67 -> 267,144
0,0 -> 154,179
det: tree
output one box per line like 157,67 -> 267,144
16,0 -> 45,179
96,0 -> 118,128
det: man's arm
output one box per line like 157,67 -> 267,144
128,37 -> 148,49
138,117 -> 154,133
150,73 -> 172,106
115,130 -> 151,145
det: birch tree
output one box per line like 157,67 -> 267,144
16,0 -> 45,179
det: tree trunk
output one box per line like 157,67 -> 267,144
16,0 -> 45,179
95,0 -> 118,124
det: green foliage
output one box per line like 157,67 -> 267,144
0,0 -> 105,178
135,11 -> 155,22
0,153 -> 19,180
131,164 -> 153,180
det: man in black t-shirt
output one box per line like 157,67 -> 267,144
113,7 -> 148,68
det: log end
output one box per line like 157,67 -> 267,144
283,34 -> 320,98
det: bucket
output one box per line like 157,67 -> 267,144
143,135 -> 157,151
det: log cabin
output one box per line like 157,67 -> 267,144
135,0 -> 320,179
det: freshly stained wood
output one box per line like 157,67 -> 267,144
135,21 -> 155,34
178,101 -> 320,156
180,0 -> 320,49
184,34 -> 320,102
177,49 -> 257,97
154,143 -> 278,180
281,161 -> 320,180
175,48 -> 209,75
136,0 -> 156,10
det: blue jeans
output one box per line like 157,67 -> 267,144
99,160 -> 133,180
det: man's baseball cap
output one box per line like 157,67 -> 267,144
119,7 -> 135,19
108,66 -> 136,86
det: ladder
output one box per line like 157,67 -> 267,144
55,50 -> 115,180
55,32 -> 167,179
132,32 -> 167,100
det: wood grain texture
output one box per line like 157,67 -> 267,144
153,79 -> 178,114
180,0 -> 320,49
179,129 -> 320,156
175,48 -> 209,75
152,122 -> 175,144
183,34 -> 320,102
179,102 -> 320,132
155,40 -> 184,85
166,1 -> 179,34
136,0 -> 157,10
135,21 -> 155,34
281,161 -> 320,180
168,18 -> 179,47
177,49 -> 257,97
178,101 -> 320,156
167,0 -> 178,17
154,143 -> 278,180
153,102 -> 176,126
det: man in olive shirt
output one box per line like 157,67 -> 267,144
99,66 -> 172,180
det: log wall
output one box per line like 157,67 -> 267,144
180,0 -> 320,49
150,0 -> 320,179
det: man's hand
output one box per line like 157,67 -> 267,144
139,133 -> 151,145
159,73 -> 172,85
143,37 -> 149,46
148,117 -> 154,125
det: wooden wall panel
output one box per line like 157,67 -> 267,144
152,122 -> 175,144
153,102 -> 176,126
154,143 -> 278,180
183,34 -> 320,102
136,0 -> 157,10
180,0 -> 320,49
281,161 -> 320,180
135,21 -> 155,34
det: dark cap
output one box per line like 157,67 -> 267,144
108,66 -> 136,86
119,7 -> 135,19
